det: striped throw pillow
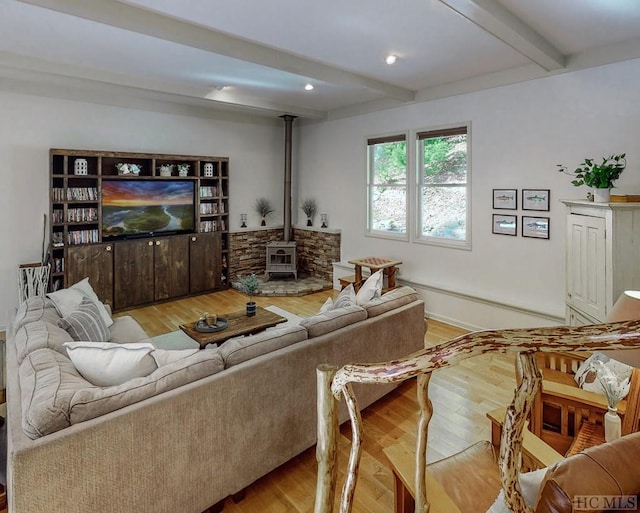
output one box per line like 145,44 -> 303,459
58,297 -> 111,342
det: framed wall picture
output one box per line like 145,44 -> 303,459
493,189 -> 517,210
492,214 -> 517,236
522,189 -> 550,211
522,216 -> 550,239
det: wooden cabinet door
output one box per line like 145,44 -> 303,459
65,244 -> 114,307
566,213 -> 606,322
154,235 -> 190,301
113,239 -> 154,310
189,232 -> 221,293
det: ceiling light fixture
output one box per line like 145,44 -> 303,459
385,54 -> 398,65
304,83 -> 314,91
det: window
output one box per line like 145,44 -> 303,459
417,125 -> 470,247
366,134 -> 407,237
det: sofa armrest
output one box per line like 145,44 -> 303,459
535,431 -> 640,513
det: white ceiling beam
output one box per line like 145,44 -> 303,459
438,0 -> 565,71
0,52 -> 328,119
18,0 -> 415,102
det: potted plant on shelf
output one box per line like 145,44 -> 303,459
255,198 -> 274,226
300,198 -> 317,226
235,273 -> 260,316
557,153 -> 626,202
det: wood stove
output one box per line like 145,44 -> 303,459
266,241 -> 297,280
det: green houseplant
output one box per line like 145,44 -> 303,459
557,154 -> 626,201
235,273 -> 260,316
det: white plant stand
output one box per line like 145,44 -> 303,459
17,263 -> 50,304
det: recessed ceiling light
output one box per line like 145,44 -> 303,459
304,83 -> 314,91
385,54 -> 398,65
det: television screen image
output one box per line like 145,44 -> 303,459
102,180 -> 195,239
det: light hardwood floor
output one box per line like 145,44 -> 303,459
118,288 -> 518,513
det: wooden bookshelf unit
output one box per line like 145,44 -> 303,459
49,149 -> 230,310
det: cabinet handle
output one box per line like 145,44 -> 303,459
105,245 -> 112,252
148,241 -> 153,246
155,240 -> 161,246
192,236 -> 197,242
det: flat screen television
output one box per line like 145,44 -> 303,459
101,179 -> 195,240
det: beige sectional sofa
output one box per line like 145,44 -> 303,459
5,286 -> 426,513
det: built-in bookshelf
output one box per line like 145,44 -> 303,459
49,149 -> 230,304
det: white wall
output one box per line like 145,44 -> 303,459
298,59 -> 640,329
0,92 -> 284,329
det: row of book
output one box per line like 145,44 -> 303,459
200,186 -> 219,198
52,257 -> 64,273
199,219 -> 227,232
67,207 -> 98,223
52,187 -> 99,201
199,203 -> 219,214
68,229 -> 100,245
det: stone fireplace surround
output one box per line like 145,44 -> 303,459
228,226 -> 340,295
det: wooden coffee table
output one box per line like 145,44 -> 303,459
180,307 -> 287,348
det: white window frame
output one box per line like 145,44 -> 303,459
366,132 -> 409,241
415,123 -> 472,250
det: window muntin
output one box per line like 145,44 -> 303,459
367,135 -> 407,236
418,126 -> 469,247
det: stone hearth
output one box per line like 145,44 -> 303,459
257,273 -> 332,297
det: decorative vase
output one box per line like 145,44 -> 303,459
594,188 -> 611,203
246,301 -> 257,317
261,217 -> 266,226
306,217 -> 312,226
604,407 -> 621,442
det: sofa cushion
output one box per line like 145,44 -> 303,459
13,320 -> 73,365
355,270 -> 383,305
299,305 -> 367,338
109,315 -> 153,344
69,349 -> 225,425
19,348 -> 91,439
219,324 -> 308,368
58,298 -> 111,342
64,341 -> 158,386
151,348 -> 200,367
13,296 -> 61,332
364,286 -> 419,318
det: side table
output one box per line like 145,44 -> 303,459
342,257 -> 402,291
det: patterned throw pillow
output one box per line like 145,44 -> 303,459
58,297 -> 111,342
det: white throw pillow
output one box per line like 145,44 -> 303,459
355,270 -> 383,305
47,288 -> 85,318
486,467 -> 547,513
334,284 -> 356,309
71,277 -> 114,327
318,297 -> 334,313
64,341 -> 157,386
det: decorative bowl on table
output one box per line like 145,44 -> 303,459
195,318 -> 228,333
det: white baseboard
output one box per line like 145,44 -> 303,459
332,261 -> 564,330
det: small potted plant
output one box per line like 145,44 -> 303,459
557,153 -> 626,202
300,198 -> 317,226
235,273 -> 261,316
255,198 -> 274,226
